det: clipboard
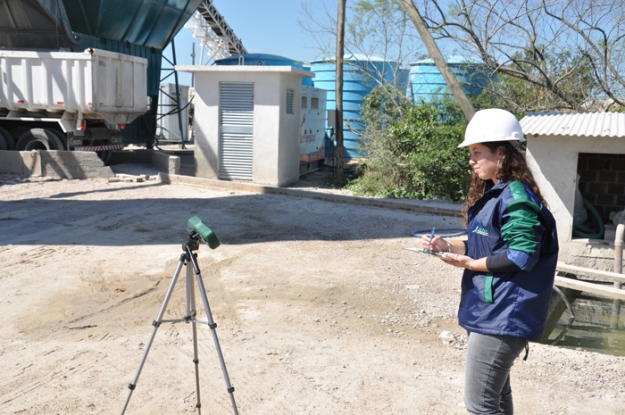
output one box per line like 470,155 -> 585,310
404,247 -> 451,258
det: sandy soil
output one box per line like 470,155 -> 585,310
1,175 -> 624,415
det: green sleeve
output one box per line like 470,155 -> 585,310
500,181 -> 541,255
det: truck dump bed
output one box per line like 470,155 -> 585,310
0,48 -> 149,125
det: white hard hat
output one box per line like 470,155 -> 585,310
458,108 -> 525,148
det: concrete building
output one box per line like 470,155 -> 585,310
521,112 -> 625,268
176,65 -> 314,187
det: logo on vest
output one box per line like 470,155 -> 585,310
472,226 -> 489,236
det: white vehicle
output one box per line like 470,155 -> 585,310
0,48 -> 149,164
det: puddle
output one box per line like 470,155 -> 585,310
542,288 -> 625,356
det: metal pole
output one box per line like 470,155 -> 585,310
191,42 -> 196,88
187,247 -> 239,414
120,258 -> 186,414
611,221 -> 624,329
335,0 -> 346,185
171,40 -> 187,149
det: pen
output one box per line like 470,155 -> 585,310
430,227 -> 436,246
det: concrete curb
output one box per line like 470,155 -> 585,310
0,149 -> 181,179
159,173 -> 464,218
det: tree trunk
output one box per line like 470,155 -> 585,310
335,0 -> 346,184
400,0 -> 476,121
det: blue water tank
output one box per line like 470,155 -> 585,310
214,53 -> 313,86
409,56 -> 491,103
215,53 -> 304,67
311,55 -> 399,159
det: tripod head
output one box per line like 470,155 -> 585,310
186,216 -> 220,250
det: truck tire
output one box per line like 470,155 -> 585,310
0,127 -> 16,150
16,128 -> 64,151
97,150 -> 113,165
47,129 -> 67,150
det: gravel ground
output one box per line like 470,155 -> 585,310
0,175 -> 624,415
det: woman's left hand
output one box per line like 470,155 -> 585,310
441,253 -> 473,269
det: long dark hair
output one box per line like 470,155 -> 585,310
462,141 -> 547,226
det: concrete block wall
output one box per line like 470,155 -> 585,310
39,151 -> 115,179
0,149 -> 180,178
151,151 -> 180,175
0,150 -> 40,176
577,153 -> 625,222
559,239 -> 624,272
1,150 -> 115,179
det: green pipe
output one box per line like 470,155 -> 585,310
573,198 -> 605,239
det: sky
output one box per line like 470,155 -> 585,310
163,0 -> 328,86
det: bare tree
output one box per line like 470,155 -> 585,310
405,0 -> 625,111
543,0 -> 625,109
400,0 -> 475,120
300,0 -> 422,95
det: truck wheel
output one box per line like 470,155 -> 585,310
47,129 -> 67,150
0,127 -> 16,150
97,150 -> 113,165
16,128 -> 64,151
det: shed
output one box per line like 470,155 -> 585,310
176,65 -> 314,186
521,112 -> 625,268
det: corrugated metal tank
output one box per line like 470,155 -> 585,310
215,53 -> 303,67
409,56 -> 490,102
214,53 -> 313,86
310,55 -> 399,159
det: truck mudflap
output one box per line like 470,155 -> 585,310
74,144 -> 124,151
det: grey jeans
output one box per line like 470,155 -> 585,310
464,332 -> 527,415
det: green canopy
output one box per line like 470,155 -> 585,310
0,0 -> 76,49
62,0 -> 203,50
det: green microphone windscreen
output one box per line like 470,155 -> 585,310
188,216 -> 220,249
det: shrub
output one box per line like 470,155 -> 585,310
348,88 -> 471,202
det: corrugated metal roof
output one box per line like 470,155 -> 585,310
62,0 -> 203,50
0,0 -> 75,49
520,112 -> 625,138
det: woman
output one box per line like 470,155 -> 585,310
421,108 -> 559,415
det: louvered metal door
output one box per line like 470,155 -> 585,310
219,82 -> 254,180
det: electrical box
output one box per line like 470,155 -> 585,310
327,110 -> 336,127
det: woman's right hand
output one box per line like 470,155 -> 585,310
420,234 -> 447,253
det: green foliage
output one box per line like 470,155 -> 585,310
607,104 -> 625,113
348,87 -> 471,202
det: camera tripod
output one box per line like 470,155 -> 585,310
120,231 -> 238,414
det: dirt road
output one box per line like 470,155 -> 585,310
1,176 -> 624,414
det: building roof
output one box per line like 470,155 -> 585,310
175,65 -> 314,78
520,112 -> 625,138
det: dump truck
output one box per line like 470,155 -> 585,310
0,48 -> 149,164
0,0 -> 205,164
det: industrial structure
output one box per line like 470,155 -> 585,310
0,0 -> 244,163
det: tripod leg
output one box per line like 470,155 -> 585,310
186,257 -> 203,415
187,247 -> 239,415
120,255 -> 186,415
